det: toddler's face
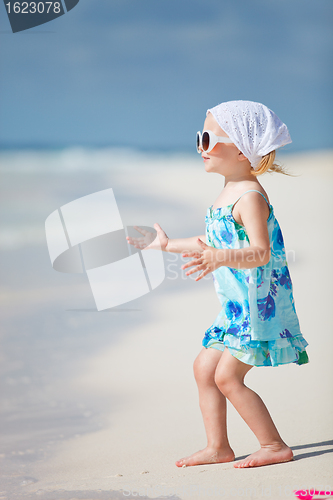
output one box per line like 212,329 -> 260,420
200,113 -> 249,175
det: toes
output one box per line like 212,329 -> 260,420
234,459 -> 251,468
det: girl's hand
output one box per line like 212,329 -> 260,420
181,238 -> 224,281
126,223 -> 169,251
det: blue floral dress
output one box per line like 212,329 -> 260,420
203,190 -> 309,367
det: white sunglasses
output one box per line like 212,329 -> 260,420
196,130 -> 233,153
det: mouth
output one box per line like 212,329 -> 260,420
202,155 -> 209,161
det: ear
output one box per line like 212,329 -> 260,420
237,150 -> 249,162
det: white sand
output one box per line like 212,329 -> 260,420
19,150 -> 333,499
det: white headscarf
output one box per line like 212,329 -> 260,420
206,100 -> 292,170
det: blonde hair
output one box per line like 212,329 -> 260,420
251,150 -> 291,176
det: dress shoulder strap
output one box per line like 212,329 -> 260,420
232,189 -> 270,209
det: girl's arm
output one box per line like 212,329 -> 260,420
126,223 -> 206,253
166,234 -> 206,253
183,194 -> 271,280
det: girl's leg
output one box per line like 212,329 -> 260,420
214,347 -> 293,468
175,347 -> 235,467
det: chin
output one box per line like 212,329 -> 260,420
205,164 -> 219,174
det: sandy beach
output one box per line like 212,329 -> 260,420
0,149 -> 332,500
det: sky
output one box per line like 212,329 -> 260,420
0,0 -> 332,152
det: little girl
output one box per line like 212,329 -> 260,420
127,100 -> 309,469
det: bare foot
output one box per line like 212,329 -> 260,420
234,443 -> 293,468
175,446 -> 235,468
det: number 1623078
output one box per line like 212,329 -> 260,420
5,2 -> 61,14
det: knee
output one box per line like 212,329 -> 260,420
193,352 -> 216,386
214,370 -> 237,398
